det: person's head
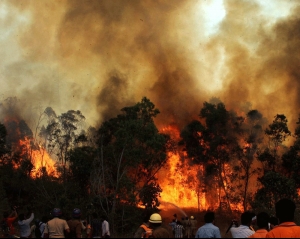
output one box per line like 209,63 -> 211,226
176,220 -> 182,225
52,208 -> 62,218
72,208 -> 81,219
3,212 -> 9,219
35,218 -> 41,227
181,217 -> 185,221
250,212 -> 256,225
18,213 -> 25,221
256,212 -> 269,229
204,211 -> 215,223
149,213 -> 162,229
241,211 -> 253,226
269,216 -> 279,229
173,213 -> 177,218
275,198 -> 296,223
101,215 -> 108,222
41,216 -> 48,223
190,216 -> 194,220
92,212 -> 98,219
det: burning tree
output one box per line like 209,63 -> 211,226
181,101 -> 241,212
41,108 -> 86,181
90,97 -> 169,234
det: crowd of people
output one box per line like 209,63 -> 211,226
194,198 -> 300,238
133,198 -> 300,238
1,207 -> 109,238
1,198 -> 300,238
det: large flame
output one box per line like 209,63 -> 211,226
158,152 -> 207,210
18,138 -> 58,178
158,125 -> 207,210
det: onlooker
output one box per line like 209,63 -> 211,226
39,216 -> 48,238
174,221 -> 184,238
230,211 -> 255,238
101,215 -> 110,238
183,216 -> 191,238
134,212 -> 152,238
1,206 -> 18,237
266,198 -> 300,238
30,217 -> 47,238
18,210 -> 34,238
268,216 -> 278,231
173,214 -> 178,223
149,213 -> 172,238
168,219 -> 176,237
90,212 -> 101,238
195,211 -> 221,238
67,208 -> 82,238
190,215 -> 197,238
249,212 -> 256,231
43,208 -> 70,238
248,212 -> 269,238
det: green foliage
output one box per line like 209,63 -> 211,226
252,171 -> 298,212
44,109 -> 86,164
265,114 -> 291,145
68,146 -> 96,195
91,97 -> 168,233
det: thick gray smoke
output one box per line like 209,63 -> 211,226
0,0 -> 299,133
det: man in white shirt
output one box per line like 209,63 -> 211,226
230,211 -> 255,238
18,211 -> 34,238
101,215 -> 110,238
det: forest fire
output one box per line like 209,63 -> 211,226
158,125 -> 207,210
2,115 -> 58,178
18,138 -> 58,178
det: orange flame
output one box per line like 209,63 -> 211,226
158,125 -> 207,210
19,138 -> 58,178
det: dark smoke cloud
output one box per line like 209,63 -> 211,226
1,0 -> 300,134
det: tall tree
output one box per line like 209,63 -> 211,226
0,123 -> 9,213
233,110 -> 264,211
42,109 -> 86,181
263,114 -> 291,170
252,114 -> 294,211
90,97 -> 169,234
180,101 -> 240,212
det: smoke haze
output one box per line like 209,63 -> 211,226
0,0 -> 300,133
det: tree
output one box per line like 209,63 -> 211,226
180,101 -> 240,212
90,97 -> 169,234
252,114 -> 295,212
282,115 -> 300,189
42,109 -> 86,182
233,110 -> 264,211
252,171 -> 297,212
0,123 -> 9,213
263,114 -> 291,170
68,146 -> 96,196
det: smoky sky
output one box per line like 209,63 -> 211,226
1,0 -> 300,133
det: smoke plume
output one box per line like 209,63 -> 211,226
0,0 -> 300,133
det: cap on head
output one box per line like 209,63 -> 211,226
52,208 -> 62,217
190,216 -> 194,220
149,213 -> 162,223
72,208 -> 81,218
